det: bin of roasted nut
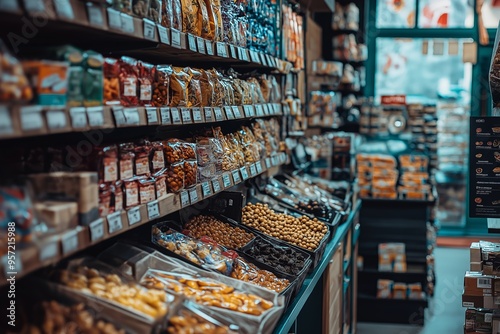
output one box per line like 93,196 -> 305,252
54,261 -> 170,320
141,270 -> 274,316
152,223 -> 234,275
241,203 -> 329,269
185,215 -> 254,249
166,161 -> 185,193
27,300 -> 126,334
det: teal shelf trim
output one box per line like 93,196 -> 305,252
343,279 -> 350,295
343,259 -> 350,273
272,200 -> 362,334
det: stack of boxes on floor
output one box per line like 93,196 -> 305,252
463,241 -> 500,333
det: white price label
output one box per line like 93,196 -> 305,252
255,105 -> 264,116
274,104 -> 281,114
171,108 -> 181,124
232,170 -> 241,183
188,34 -> 197,51
202,182 -> 212,197
478,278 -> 492,289
222,174 -> 231,188
205,41 -> 214,55
181,108 -> 192,123
123,108 -> 140,125
256,161 -> 263,174
216,42 -> 227,57
238,47 -> 249,61
240,167 -> 249,180
46,110 -> 67,130
87,107 -> 104,127
20,106 -> 43,131
146,107 -> 158,124
160,107 -> 171,124
224,106 -> 234,120
24,0 -> 45,13
249,164 -> 257,176
259,53 -> 268,66
112,106 -> 125,126
120,13 -> 134,34
39,241 -> 58,261
272,155 -> 278,166
2,252 -> 22,275
263,104 -> 270,115
232,106 -> 241,118
189,188 -> 199,203
180,191 -> 190,207
147,200 -> 160,219
62,230 -> 79,255
197,37 -> 206,53
107,211 -> 123,234
89,219 -> 104,242
485,313 -> 493,323
87,4 -> 104,27
212,178 -> 221,192
249,51 -> 259,63
157,25 -> 170,44
214,107 -> 223,121
229,45 -> 237,58
127,206 -> 142,225
192,108 -> 202,122
0,0 -> 20,12
54,0 -> 74,20
171,29 -> 182,48
143,19 -> 157,40
0,106 -> 13,135
243,105 -> 254,118
265,158 -> 271,168
204,107 -> 213,122
70,107 -> 87,129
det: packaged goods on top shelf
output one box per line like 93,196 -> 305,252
308,91 -> 342,128
378,243 -> 407,272
282,4 -> 304,69
376,279 -> 425,300
332,34 -> 367,63
332,2 -> 360,32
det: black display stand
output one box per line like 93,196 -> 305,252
357,198 -> 434,325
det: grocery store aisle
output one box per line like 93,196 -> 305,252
357,247 -> 469,334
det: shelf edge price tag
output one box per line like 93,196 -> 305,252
147,200 -> 160,219
54,0 -> 74,20
46,109 -> 67,130
224,106 -> 234,120
120,13 -> 134,34
189,188 -> 199,203
70,107 -> 87,129
222,173 -> 231,188
205,41 -> 214,55
61,230 -> 79,255
249,163 -> 257,176
240,167 -> 249,180
123,107 -> 140,125
229,44 -> 237,59
188,34 -> 197,52
202,181 -> 212,198
87,4 -> 104,27
146,107 -> 158,124
89,218 -> 105,242
180,191 -> 190,207
232,106 -> 242,118
197,37 -> 206,54
0,106 -> 13,136
157,24 -> 170,44
160,107 -> 171,124
212,178 -> 221,193
214,107 -> 223,121
204,107 -> 213,122
216,42 -> 227,57
127,206 -> 142,226
171,29 -> 182,48
20,106 -> 44,131
256,161 -> 263,174
39,240 -> 58,262
192,107 -> 202,123
265,158 -> 271,169
87,106 -> 104,127
107,211 -> 123,234
181,107 -> 192,123
232,170 -> 241,183
171,107 -> 181,124
112,106 -> 125,126
143,19 -> 157,40
107,8 -> 121,30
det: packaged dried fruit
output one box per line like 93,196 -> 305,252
132,0 -> 150,18
171,0 -> 183,30
138,61 -> 155,106
211,0 -> 224,41
197,0 -> 211,39
196,137 -> 215,166
231,257 -> 290,293
0,40 -> 32,103
180,0 -> 200,35
226,133 -> 244,167
153,65 -> 172,106
148,0 -> 162,23
200,0 -> 216,40
161,0 -> 173,27
103,58 -> 121,105
179,142 -> 197,160
83,50 -> 104,107
166,161 -> 185,193
199,69 -> 214,106
185,67 -> 202,107
163,140 -> 183,164
221,77 -> 235,105
207,69 -> 224,107
118,56 -> 139,106
170,67 -> 190,107
113,0 -> 132,14
184,160 -> 198,188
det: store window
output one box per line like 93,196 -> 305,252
418,0 -> 474,28
376,0 -> 417,28
375,38 -> 472,105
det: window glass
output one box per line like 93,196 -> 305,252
418,0 -> 474,28
375,38 -> 472,105
376,0 -> 416,28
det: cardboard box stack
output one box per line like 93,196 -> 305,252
462,241 -> 500,333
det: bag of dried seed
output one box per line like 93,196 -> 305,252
199,69 -> 214,106
180,0 -> 200,35
170,67 -> 190,107
185,67 -> 202,107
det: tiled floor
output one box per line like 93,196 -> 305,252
357,247 -> 469,334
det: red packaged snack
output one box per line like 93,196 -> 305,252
153,65 -> 172,107
118,56 -> 139,106
119,142 -> 135,180
100,145 -> 118,183
123,178 -> 139,208
99,183 -> 112,217
138,61 -> 155,106
134,141 -> 152,176
154,169 -> 168,198
151,141 -> 165,172
113,180 -> 123,211
103,58 -> 121,105
139,177 -> 156,204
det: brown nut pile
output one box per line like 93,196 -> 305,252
164,142 -> 182,164
166,163 -> 185,192
180,143 -> 196,160
56,266 -> 168,319
242,203 -> 328,251
167,310 -> 231,334
184,161 -> 197,188
231,258 -> 290,293
186,215 -> 254,249
30,300 -> 125,334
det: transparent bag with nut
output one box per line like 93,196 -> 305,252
195,137 -> 215,166
183,160 -> 198,188
213,127 -> 238,171
179,141 -> 197,161
163,139 -> 183,164
166,161 -> 185,193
